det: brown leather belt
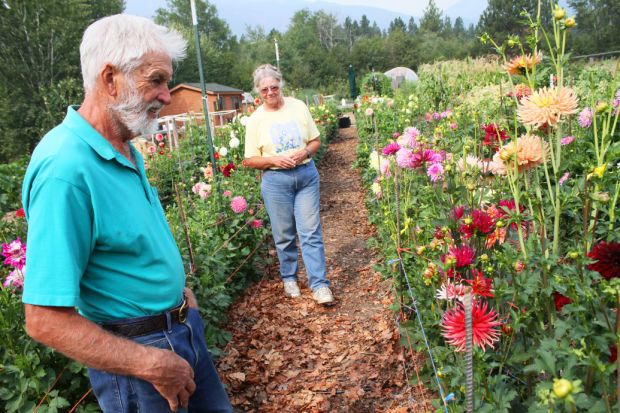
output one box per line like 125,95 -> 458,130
101,299 -> 190,338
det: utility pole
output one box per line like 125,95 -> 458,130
274,37 -> 280,72
190,0 -> 220,190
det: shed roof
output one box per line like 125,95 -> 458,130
171,82 -> 244,94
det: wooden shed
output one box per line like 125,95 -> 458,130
159,82 -> 246,126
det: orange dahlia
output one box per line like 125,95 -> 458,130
504,51 -> 542,75
517,86 -> 579,128
440,299 -> 501,352
507,83 -> 531,100
490,134 -> 550,175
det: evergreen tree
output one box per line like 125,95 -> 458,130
407,17 -> 418,36
419,0 -> 444,33
567,0 -> 620,54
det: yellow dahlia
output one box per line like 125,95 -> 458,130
517,86 -> 578,128
490,134 -> 550,175
504,51 -> 542,75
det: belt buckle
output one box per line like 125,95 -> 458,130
178,298 -> 189,323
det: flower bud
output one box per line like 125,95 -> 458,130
554,7 -> 566,20
496,220 -> 505,228
568,251 -> 579,259
480,253 -> 489,261
507,39 -> 516,47
565,17 -> 576,28
594,192 -> 611,203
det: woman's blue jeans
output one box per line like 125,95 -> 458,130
88,308 -> 232,412
261,160 -> 330,291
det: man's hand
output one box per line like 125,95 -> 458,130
147,348 -> 196,411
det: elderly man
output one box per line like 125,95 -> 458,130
21,15 -> 232,413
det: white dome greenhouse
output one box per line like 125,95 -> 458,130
384,67 -> 418,89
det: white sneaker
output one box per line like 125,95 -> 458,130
283,281 -> 301,298
313,286 -> 334,304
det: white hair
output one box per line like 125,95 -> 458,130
252,63 -> 285,93
80,14 -> 187,93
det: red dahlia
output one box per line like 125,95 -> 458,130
498,199 -> 528,231
587,241 -> 620,280
441,299 -> 501,352
464,269 -> 494,298
553,292 -> 571,312
459,210 -> 496,238
481,123 -> 509,147
443,245 -> 476,268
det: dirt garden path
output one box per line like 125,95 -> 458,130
216,115 -> 433,412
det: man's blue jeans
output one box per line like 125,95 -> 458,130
88,308 -> 232,412
261,160 -> 330,291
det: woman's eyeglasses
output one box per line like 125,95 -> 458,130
259,85 -> 280,94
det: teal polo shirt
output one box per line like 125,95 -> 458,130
22,106 -> 185,322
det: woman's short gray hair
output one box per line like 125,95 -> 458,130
80,14 -> 187,93
252,64 -> 285,93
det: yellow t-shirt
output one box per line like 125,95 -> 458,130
244,97 -> 320,162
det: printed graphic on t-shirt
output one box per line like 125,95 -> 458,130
270,121 -> 302,153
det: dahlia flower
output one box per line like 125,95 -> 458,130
561,136 -> 574,145
456,155 -> 485,172
229,137 -> 240,148
427,163 -> 444,182
223,190 -> 232,197
458,210 -> 496,238
440,299 -> 501,352
3,267 -> 24,290
481,123 -> 509,147
504,51 -> 542,75
578,107 -> 593,128
463,270 -> 494,298
498,199 -> 528,231
553,292 -> 571,312
230,196 -> 248,213
395,147 -> 416,169
517,87 -> 579,128
443,245 -> 476,268
365,108 -> 374,116
2,238 -> 26,269
382,142 -> 401,156
436,280 -> 465,301
192,182 -> 211,200
490,134 -> 550,175
558,171 -> 570,186
222,163 -> 236,177
250,219 -> 262,228
506,83 -> 531,100
587,241 -> 620,280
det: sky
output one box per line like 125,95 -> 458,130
304,0 -> 460,16
124,0 -> 461,20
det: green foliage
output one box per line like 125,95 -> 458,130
361,73 -> 393,97
0,157 -> 28,216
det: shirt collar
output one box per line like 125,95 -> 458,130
63,105 -> 141,170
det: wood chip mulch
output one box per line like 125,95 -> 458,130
216,114 -> 434,412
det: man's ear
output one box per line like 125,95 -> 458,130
99,63 -> 119,98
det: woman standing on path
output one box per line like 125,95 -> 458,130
243,64 -> 334,305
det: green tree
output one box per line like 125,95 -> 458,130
407,17 -> 418,36
477,0 -> 551,47
0,0 -> 124,162
388,17 -> 407,34
419,0 -> 444,33
567,0 -> 620,54
154,0 -> 237,87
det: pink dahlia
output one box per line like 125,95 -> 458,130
230,196 -> 248,213
436,280 -> 465,301
192,182 -> 211,200
558,171 -> 570,186
441,299 -> 501,352
427,163 -> 444,182
578,107 -> 593,128
382,142 -> 401,156
223,190 -> 232,197
395,147 -> 416,169
250,219 -> 262,228
443,245 -> 476,268
561,136 -> 574,145
2,238 -> 26,269
587,241 -> 620,280
3,267 -> 24,291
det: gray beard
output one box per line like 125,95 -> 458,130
109,86 -> 162,137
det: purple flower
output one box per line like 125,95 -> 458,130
578,108 -> 593,128
382,142 -> 401,156
561,136 -> 574,145
427,163 -> 444,181
559,171 -> 570,186
396,147 -> 416,168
